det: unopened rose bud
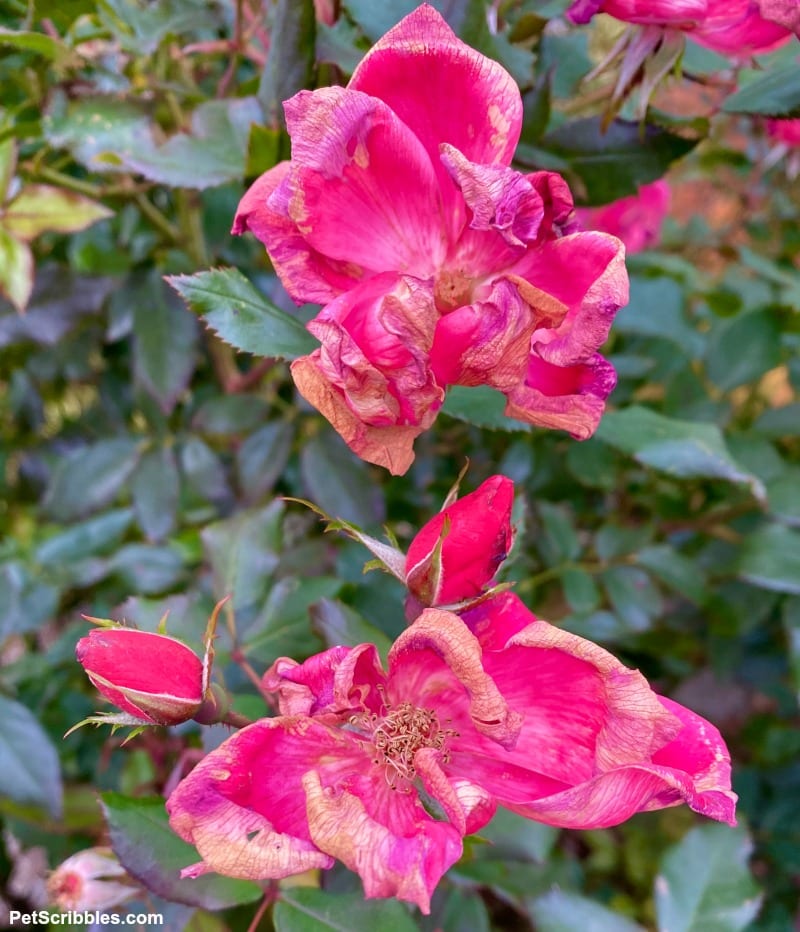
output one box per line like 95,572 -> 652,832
405,475 -> 514,607
48,848 -> 137,912
76,627 -> 205,726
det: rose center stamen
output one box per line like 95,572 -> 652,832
350,701 -> 458,792
434,269 -> 474,313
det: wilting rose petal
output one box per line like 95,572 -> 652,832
234,6 -> 629,471
693,0 -> 794,54
766,118 -> 800,146
760,0 -> 800,32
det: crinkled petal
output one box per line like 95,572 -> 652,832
511,231 -> 628,367
292,354 -> 430,474
441,144 -> 544,247
167,718 -> 341,879
389,608 -> 523,748
503,350 -> 617,440
302,768 -> 463,915
761,0 -> 800,33
279,87 -> 447,276
291,273 -> 443,474
263,643 -> 386,719
430,279 -> 535,390
349,5 -> 522,241
461,591 -> 539,650
232,163 -> 364,305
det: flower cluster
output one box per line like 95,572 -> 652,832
234,5 -> 628,474
160,477 -> 736,914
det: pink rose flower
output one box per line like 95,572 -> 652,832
234,5 -> 628,474
576,180 -> 670,255
766,118 -> 800,146
567,0 -> 795,56
167,603 -> 735,913
405,475 -> 514,608
76,627 -> 206,726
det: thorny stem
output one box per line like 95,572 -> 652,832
220,710 -> 255,729
217,0 -> 244,97
134,192 -> 182,243
246,886 -> 278,932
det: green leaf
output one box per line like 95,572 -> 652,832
0,695 -> 62,818
529,890 -> 645,932
782,597 -> 800,704
167,268 -> 318,360
310,597 -> 393,658
0,137 -> 17,202
132,447 -> 180,542
120,98 -> 261,189
258,0 -> 316,128
133,273 -> 198,413
706,311 -> 781,393
2,184 -> 112,241
602,565 -> 663,632
655,824 -> 762,932
44,97 -> 152,173
722,64 -> 800,117
110,543 -> 185,595
235,420 -> 295,503
634,545 -> 709,605
536,502 -> 581,565
767,468 -> 800,527
101,793 -> 262,909
561,566 -> 600,613
538,118 -> 697,204
0,561 -> 60,639
0,27 -> 76,65
615,276 -> 704,357
595,406 -> 766,499
35,508 -> 135,564
274,887 -> 417,932
300,429 -> 386,530
440,385 -> 531,432
478,807 -> 558,864
192,395 -> 270,437
43,438 -> 142,521
738,524 -> 800,595
0,227 -> 33,312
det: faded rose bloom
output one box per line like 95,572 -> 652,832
76,627 -> 206,726
576,180 -> 670,255
48,848 -> 137,913
760,0 -> 800,33
234,5 -> 628,474
405,475 -> 514,608
167,605 -> 735,913
568,0 -> 795,56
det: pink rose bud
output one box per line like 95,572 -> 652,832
76,627 -> 205,726
48,848 -> 137,913
405,475 -> 514,607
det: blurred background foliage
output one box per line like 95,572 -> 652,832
0,0 -> 799,929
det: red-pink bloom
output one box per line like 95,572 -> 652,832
576,180 -> 670,255
766,118 -> 800,146
48,848 -> 138,913
405,475 -> 514,607
234,5 -> 628,474
76,628 -> 205,725
568,0 -> 795,56
167,603 -> 735,913
759,0 -> 800,33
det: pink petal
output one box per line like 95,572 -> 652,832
461,591 -> 540,650
441,607 -> 736,828
349,5 -> 522,241
576,180 -> 670,255
279,87 -> 447,277
166,718 -> 342,879
263,643 -> 386,719
430,279 -> 535,390
302,767 -> 463,915
440,145 -> 544,247
290,273 -> 444,474
232,163 -> 364,305
405,476 -> 515,606
693,0 -> 794,54
570,0 -> 707,25
389,608 -> 523,749
760,0 -> 800,32
503,350 -> 617,440
511,231 -> 628,367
